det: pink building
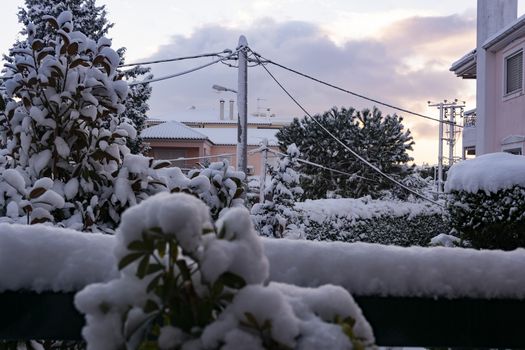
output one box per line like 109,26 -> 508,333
451,0 -> 525,156
142,120 -> 280,176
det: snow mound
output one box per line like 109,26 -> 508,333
445,152 -> 525,193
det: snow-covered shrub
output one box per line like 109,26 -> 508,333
251,144 -> 304,238
297,198 -> 448,246
75,192 -> 375,350
187,159 -> 246,220
446,153 -> 525,250
0,12 -> 163,231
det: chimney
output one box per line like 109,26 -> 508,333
219,99 -> 225,120
475,0 -> 517,155
477,0 -> 517,45
229,100 -> 235,120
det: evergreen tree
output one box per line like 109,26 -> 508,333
251,144 -> 304,238
277,107 -> 414,199
3,0 -> 151,154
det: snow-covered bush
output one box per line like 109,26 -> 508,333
0,12 -> 164,231
251,144 -> 304,238
297,198 -> 448,246
75,192 -> 375,350
446,153 -> 525,250
187,159 -> 246,220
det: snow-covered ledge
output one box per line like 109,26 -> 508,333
1,223 -> 525,300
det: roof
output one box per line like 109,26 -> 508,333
196,128 -> 280,146
450,49 -> 477,79
450,13 -> 525,79
483,13 -> 525,51
141,121 -> 208,140
141,120 -> 280,146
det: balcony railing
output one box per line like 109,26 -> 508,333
1,291 -> 524,347
464,115 -> 476,127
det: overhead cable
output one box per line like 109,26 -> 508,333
249,50 -> 461,128
119,50 -> 233,68
251,49 -> 444,207
128,49 -> 239,86
266,148 -> 376,183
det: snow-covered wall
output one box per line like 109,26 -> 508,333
1,224 -> 525,299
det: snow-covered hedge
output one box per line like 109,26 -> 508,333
75,193 -> 374,350
446,153 -> 525,250
297,197 -> 448,246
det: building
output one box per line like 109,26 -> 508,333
142,117 -> 285,176
450,0 -> 525,156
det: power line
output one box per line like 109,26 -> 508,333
251,49 -> 444,207
119,50 -> 233,68
128,49 -> 239,86
266,148 -> 376,183
249,50 -> 462,128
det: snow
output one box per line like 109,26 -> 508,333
0,223 -> 116,292
3,169 -> 26,195
0,223 -> 522,300
297,196 -> 442,224
445,152 -> 525,193
264,239 -> 525,299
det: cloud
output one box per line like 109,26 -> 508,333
137,14 -> 476,163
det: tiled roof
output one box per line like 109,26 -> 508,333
141,121 -> 208,140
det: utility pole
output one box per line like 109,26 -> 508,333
428,100 -> 464,193
259,138 -> 268,203
237,35 -> 248,173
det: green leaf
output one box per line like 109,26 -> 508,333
210,280 -> 224,298
220,272 -> 246,289
143,299 -> 159,314
146,263 -> 164,275
127,240 -> 146,251
118,252 -> 144,270
176,260 -> 191,281
244,312 -> 259,328
29,187 -> 47,199
156,241 -> 166,258
153,161 -> 171,169
30,217 -> 50,225
233,188 -> 244,199
31,39 -> 44,51
137,255 -> 150,279
146,274 -> 162,293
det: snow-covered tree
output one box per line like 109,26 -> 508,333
251,144 -> 304,238
277,107 -> 414,199
0,12 -> 162,231
3,0 -> 151,154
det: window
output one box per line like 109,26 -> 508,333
505,50 -> 523,95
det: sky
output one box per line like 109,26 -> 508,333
1,0 -> 525,165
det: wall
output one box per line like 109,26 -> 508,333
489,37 -> 525,153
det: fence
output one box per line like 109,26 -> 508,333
1,291 -> 524,347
